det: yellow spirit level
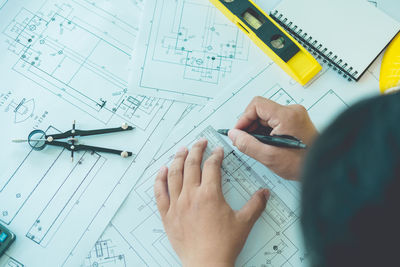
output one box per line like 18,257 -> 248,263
210,0 -> 322,85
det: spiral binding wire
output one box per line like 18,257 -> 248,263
270,10 -> 358,81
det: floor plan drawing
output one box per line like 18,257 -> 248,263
307,89 -> 349,130
0,1 -> 190,266
128,0 -> 271,104
107,63 -> 379,267
81,223 -> 151,267
0,126 -> 106,229
0,0 -> 391,266
2,3 -> 158,129
87,0 -> 393,266
25,151 -> 106,247
127,126 -> 303,266
84,239 -> 126,267
82,227 -> 127,267
111,79 -> 307,266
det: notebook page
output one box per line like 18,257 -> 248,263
272,0 -> 400,79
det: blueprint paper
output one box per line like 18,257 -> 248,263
81,223 -> 146,267
126,0 -> 395,106
0,0 -> 189,266
139,61 -> 381,165
90,63 -> 379,267
127,0 -> 272,105
80,0 -> 396,266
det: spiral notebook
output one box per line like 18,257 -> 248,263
270,0 -> 400,81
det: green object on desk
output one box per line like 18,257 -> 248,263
0,224 -> 15,257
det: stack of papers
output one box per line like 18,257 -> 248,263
0,0 -> 397,266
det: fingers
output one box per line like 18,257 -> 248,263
154,166 -> 170,217
183,138 -> 207,188
168,147 -> 188,203
235,97 -> 283,130
228,129 -> 274,165
201,147 -> 224,189
236,189 -> 270,225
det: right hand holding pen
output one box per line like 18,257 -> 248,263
228,96 -> 318,180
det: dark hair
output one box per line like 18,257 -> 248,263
301,92 -> 400,267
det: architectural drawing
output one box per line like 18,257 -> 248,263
0,126 -> 106,228
25,151 -> 106,247
307,89 -> 348,130
128,0 -> 270,104
112,79 -> 305,266
0,255 -> 24,267
2,3 -> 161,130
5,97 -> 35,124
108,63 -> 379,266
0,1 -> 189,266
82,227 -> 127,267
86,0 -> 395,266
81,223 -> 151,267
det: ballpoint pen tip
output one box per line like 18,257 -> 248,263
217,129 -> 229,136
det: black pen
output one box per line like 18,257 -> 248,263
217,129 -> 307,149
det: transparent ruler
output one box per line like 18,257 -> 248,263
198,126 -> 297,231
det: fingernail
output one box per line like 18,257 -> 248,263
175,146 -> 187,156
198,137 -> 207,143
263,189 -> 271,201
228,129 -> 240,142
159,166 -> 167,174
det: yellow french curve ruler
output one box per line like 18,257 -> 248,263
380,33 -> 400,94
210,0 -> 322,86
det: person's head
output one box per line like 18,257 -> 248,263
301,92 -> 400,267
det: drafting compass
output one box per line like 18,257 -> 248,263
13,121 -> 134,161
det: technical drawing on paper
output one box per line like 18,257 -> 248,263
151,0 -> 250,84
83,234 -> 126,267
81,222 -> 152,267
307,89 -> 348,130
129,0 -> 269,104
110,76 -> 315,266
2,1 -> 161,130
0,1 -> 191,266
5,97 -> 35,124
0,90 -> 50,131
263,85 -> 348,131
0,255 -> 24,267
117,125 -> 305,267
0,0 -> 7,10
106,62 -> 379,267
1,125 -> 106,246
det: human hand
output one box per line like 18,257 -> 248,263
154,139 -> 270,267
228,96 -> 318,180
